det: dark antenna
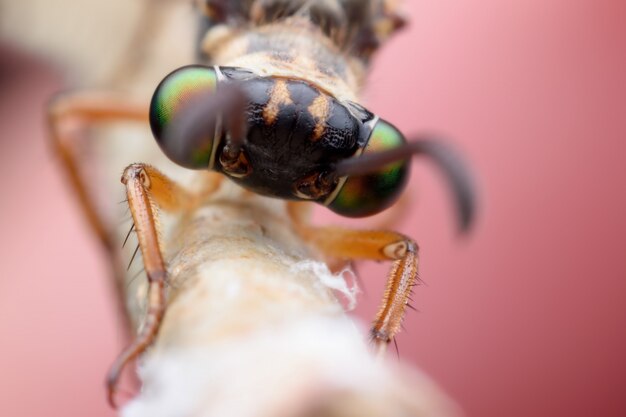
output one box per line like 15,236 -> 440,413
333,137 -> 477,232
163,83 -> 248,161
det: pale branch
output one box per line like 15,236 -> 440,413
121,181 -> 460,417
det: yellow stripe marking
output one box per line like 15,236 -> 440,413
263,80 -> 293,124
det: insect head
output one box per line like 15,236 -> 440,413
150,65 -> 474,227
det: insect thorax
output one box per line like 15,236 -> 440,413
201,17 -> 365,102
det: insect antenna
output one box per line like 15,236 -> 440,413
333,137 -> 476,232
164,81 -> 248,154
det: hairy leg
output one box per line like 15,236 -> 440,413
47,92 -> 148,329
288,202 -> 419,355
106,164 -> 220,407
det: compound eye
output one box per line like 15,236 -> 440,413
327,119 -> 410,217
149,65 -> 218,169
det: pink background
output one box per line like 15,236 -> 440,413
1,1 -> 625,416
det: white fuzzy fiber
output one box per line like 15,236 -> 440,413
123,316 -> 457,417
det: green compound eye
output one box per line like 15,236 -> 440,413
149,65 -> 218,169
327,119 -> 410,217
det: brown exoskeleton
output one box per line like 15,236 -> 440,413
48,0 -> 474,410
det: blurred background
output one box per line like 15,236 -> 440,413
0,1 -> 625,416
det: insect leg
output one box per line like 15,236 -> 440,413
47,92 -> 147,330
106,163 -> 201,408
48,92 -> 147,250
288,203 -> 418,355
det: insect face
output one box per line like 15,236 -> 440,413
150,65 -> 411,217
229,70 -> 368,201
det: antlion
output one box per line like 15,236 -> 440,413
2,1 -> 474,416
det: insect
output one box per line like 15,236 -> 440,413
47,0 -> 474,410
